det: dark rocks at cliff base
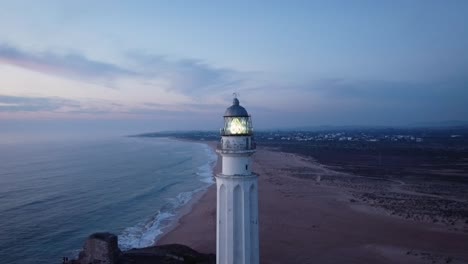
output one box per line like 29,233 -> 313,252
120,244 -> 215,264
70,232 -> 215,264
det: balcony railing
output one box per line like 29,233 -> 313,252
217,141 -> 256,151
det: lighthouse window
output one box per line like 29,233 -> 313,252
223,116 -> 252,136
246,164 -> 248,170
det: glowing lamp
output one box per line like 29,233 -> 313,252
222,97 -> 252,136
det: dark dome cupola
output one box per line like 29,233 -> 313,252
221,97 -> 253,136
224,98 -> 249,117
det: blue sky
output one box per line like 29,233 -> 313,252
0,0 -> 467,139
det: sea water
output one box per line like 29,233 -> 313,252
0,137 -> 216,264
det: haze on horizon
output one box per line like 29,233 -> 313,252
0,0 -> 467,141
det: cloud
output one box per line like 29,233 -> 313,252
0,95 -> 224,121
0,43 -> 135,84
126,52 -> 245,97
2,43 -> 466,127
238,76 -> 468,126
0,95 -> 81,112
298,78 -> 468,124
0,43 -> 246,97
304,78 -> 468,104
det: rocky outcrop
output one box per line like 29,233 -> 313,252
71,232 -> 215,264
75,233 -> 120,264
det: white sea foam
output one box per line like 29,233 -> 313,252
118,142 -> 217,251
197,144 -> 218,184
118,188 -> 209,250
118,211 -> 174,250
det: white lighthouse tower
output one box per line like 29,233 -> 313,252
216,96 -> 259,264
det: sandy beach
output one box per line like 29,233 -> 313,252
158,143 -> 468,264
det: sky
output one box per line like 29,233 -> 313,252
0,0 -> 467,140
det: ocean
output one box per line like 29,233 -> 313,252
0,137 -> 217,264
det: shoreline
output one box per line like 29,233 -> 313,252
154,140 -> 219,247
155,143 -> 468,263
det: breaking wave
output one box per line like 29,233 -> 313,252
118,143 -> 217,250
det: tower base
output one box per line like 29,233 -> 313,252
216,174 -> 259,264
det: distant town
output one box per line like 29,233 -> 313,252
136,126 -> 468,150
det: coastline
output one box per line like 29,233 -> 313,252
156,143 -> 468,264
154,140 -> 219,250
157,143 -> 468,264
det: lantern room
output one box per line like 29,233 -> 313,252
221,97 -> 253,136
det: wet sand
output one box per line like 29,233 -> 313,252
158,144 -> 468,264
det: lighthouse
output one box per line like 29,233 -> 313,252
216,96 -> 259,264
